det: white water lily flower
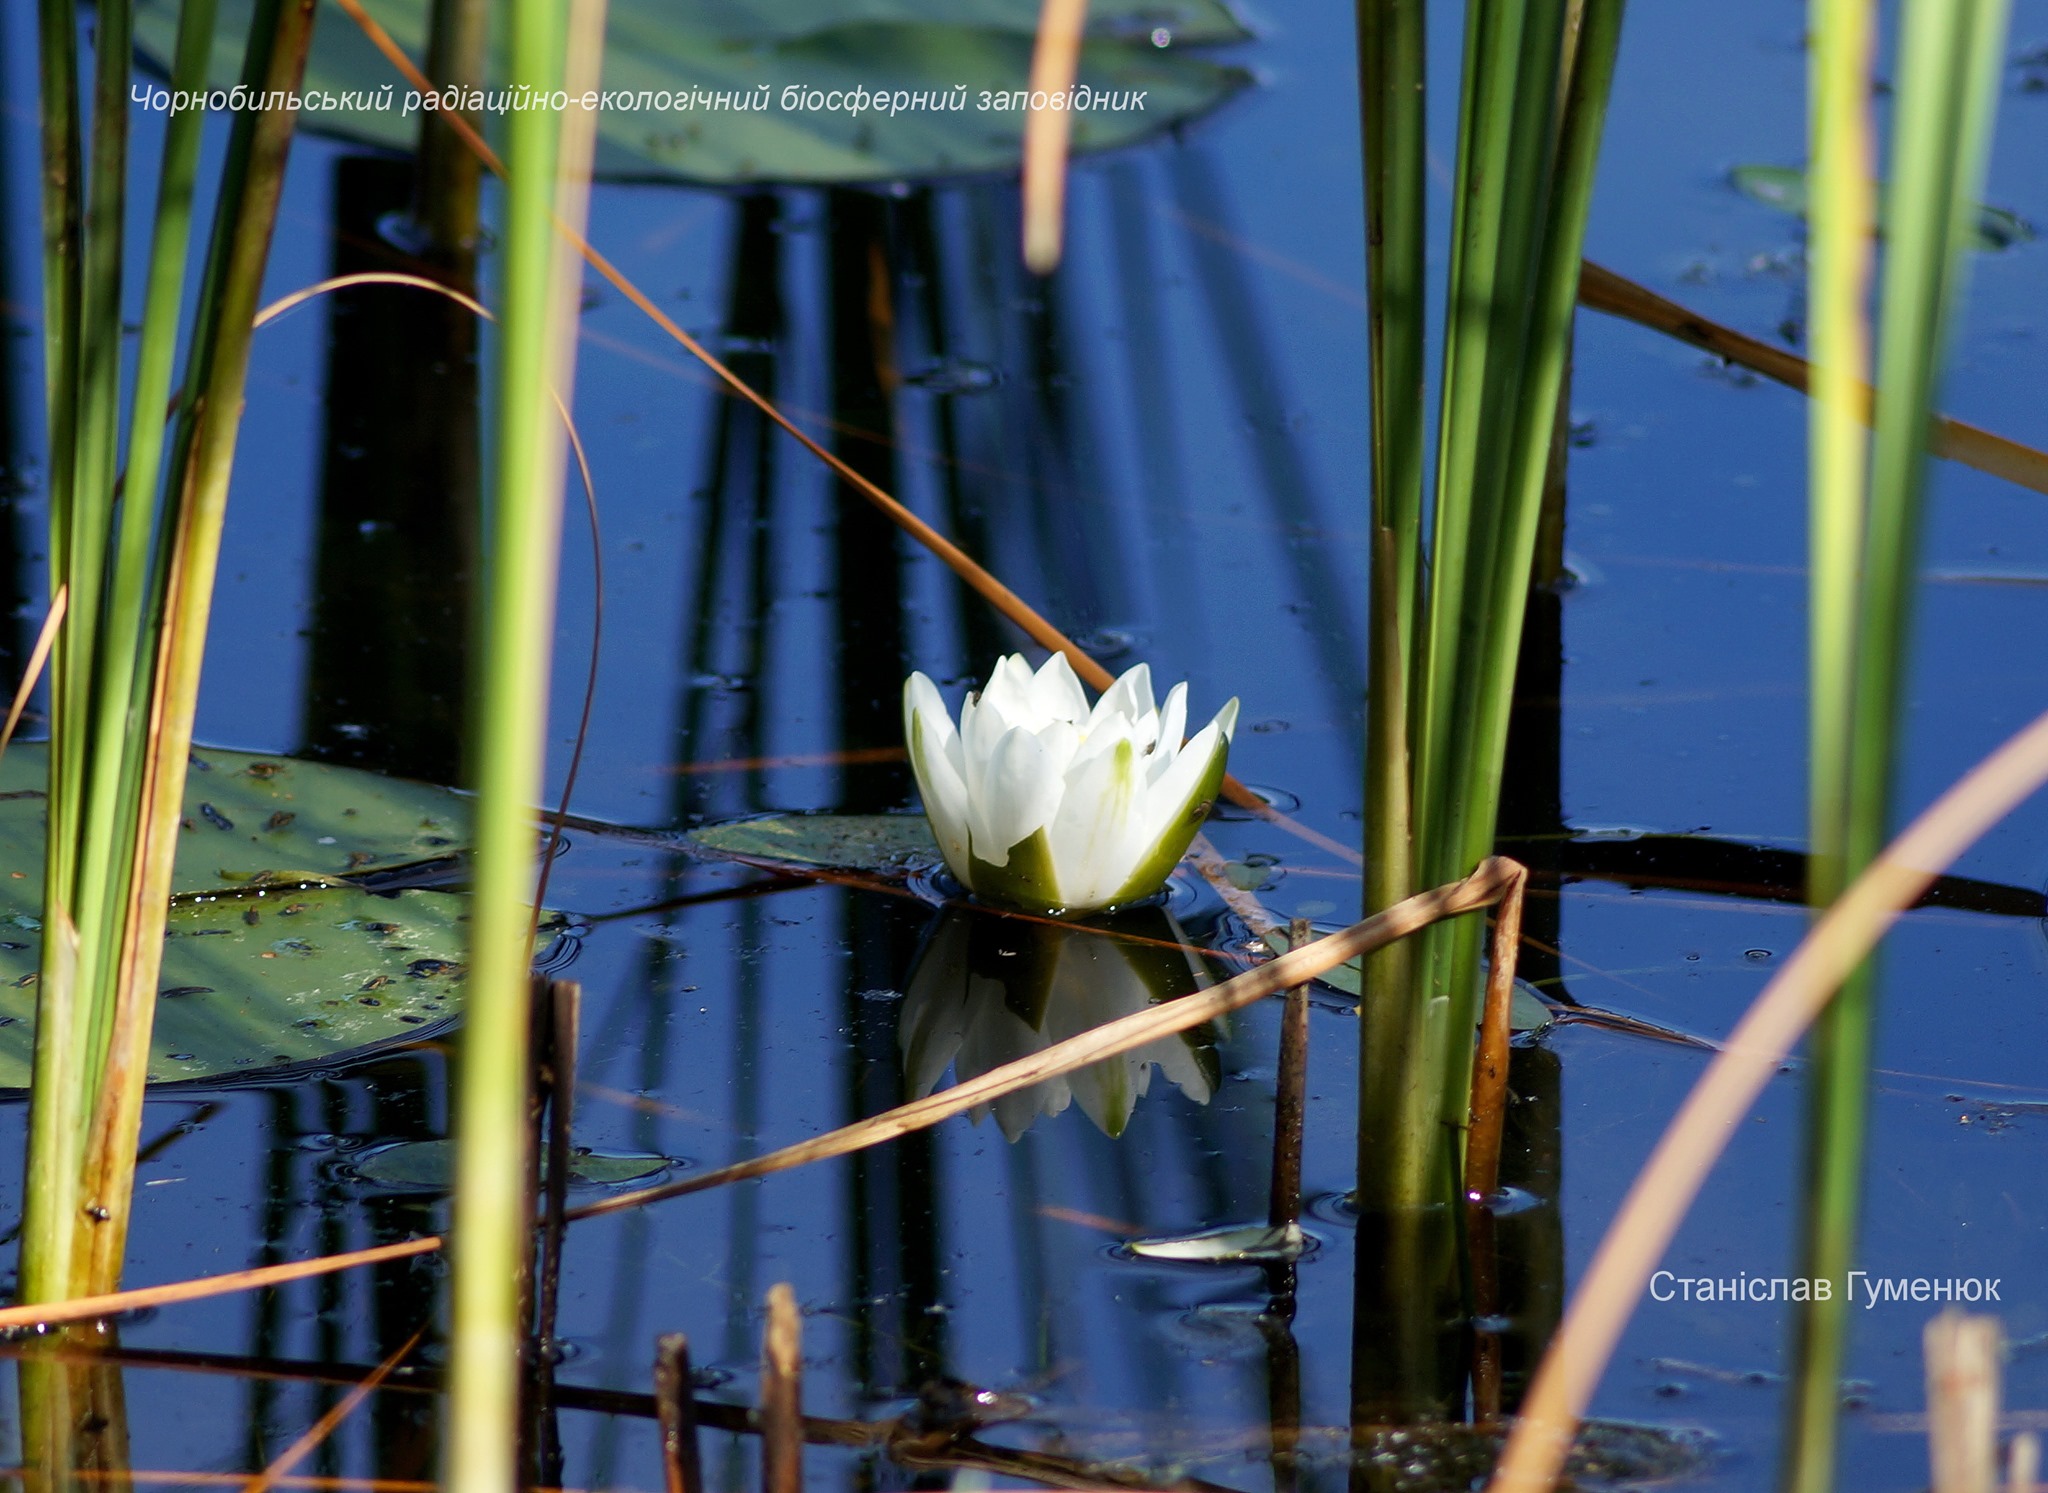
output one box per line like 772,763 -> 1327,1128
903,653 -> 1239,915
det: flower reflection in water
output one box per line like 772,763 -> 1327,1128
899,904 -> 1222,1141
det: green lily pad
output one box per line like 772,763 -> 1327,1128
1729,164 -> 2033,251
134,0 -> 1252,186
0,741 -> 469,899
0,741 -> 486,1088
685,811 -> 944,876
0,884 -> 472,1086
1258,925 -> 1553,1034
346,1138 -> 673,1194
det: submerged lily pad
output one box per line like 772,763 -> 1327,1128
686,811 -> 944,876
1258,925 -> 1553,1033
1126,1220 -> 1307,1263
346,1138 -> 673,1194
0,741 -> 483,1088
1729,164 -> 2033,251
134,0 -> 1252,186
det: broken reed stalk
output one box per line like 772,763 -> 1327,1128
1021,0 -> 1088,273
1485,703 -> 2048,1493
654,1335 -> 704,1493
1464,863 -> 1528,1202
2009,1432 -> 2040,1493
1464,865 -> 1526,1426
1266,917 -> 1311,1234
534,979 -> 581,1352
0,860 -> 1525,1335
325,0 -> 1355,867
1926,1311 -> 2000,1493
760,1285 -> 802,1493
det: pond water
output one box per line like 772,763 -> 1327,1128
2,0 -> 2048,1488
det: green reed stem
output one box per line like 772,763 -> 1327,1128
1785,1 -> 2011,1489
1355,0 -> 1425,1211
445,0 -> 604,1483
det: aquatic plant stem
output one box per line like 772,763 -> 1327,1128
1786,0 -> 2012,1487
444,0 -> 602,1484
1355,0 -> 1426,1215
655,1335 -> 706,1493
761,1285 -> 803,1493
1784,0 -> 1874,1482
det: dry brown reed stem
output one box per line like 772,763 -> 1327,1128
654,1334 -> 704,1493
0,586 -> 64,755
761,1285 -> 803,1493
1928,1312 -> 2002,1493
239,1325 -> 425,1493
568,858 -> 1521,1222
1579,261 -> 2048,497
0,867 -> 1514,1334
1266,917 -> 1311,1232
1022,0 -> 1089,273
1487,704 -> 2048,1493
2009,1431 -> 2040,1493
325,0 -> 1352,866
1464,863 -> 1528,1201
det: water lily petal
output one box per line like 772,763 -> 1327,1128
1150,682 -> 1190,784
1029,652 -> 1090,723
1088,662 -> 1155,738
1046,736 -> 1147,911
1097,699 -> 1237,908
1032,719 -> 1082,783
969,726 -> 1064,868
904,675 -> 972,879
976,653 -> 1040,728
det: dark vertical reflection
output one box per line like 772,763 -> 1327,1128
825,189 -> 943,1400
0,4 -> 30,686
897,192 -> 1009,670
301,154 -> 477,784
1169,148 -> 1366,756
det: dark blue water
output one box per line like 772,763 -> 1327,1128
2,0 -> 2048,1486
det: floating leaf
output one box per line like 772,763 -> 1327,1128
0,885 -> 472,1087
0,740 -> 469,902
133,0 -> 1253,186
1729,164 -> 2033,251
0,742 -> 491,1087
686,811 -> 944,876
346,1138 -> 673,1193
1258,925 -> 1553,1032
1125,1220 -> 1306,1263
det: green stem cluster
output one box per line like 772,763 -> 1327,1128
1356,0 -> 1626,1211
21,0 -> 313,1306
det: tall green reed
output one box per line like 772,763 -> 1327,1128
1787,0 -> 2012,1487
1357,0 -> 1626,1211
22,0 -> 314,1304
443,0 -> 604,1483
